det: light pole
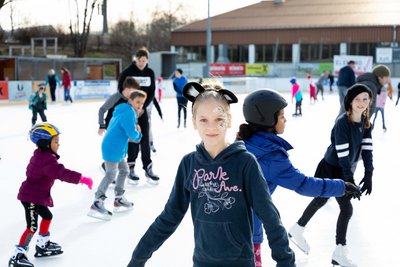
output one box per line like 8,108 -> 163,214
205,0 -> 212,78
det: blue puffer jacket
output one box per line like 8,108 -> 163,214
244,131 -> 345,244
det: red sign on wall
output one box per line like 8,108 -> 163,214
0,81 -> 9,100
210,64 -> 246,76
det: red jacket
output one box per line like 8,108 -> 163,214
17,149 -> 81,207
62,72 -> 71,89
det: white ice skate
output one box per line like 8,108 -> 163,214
288,223 -> 310,254
8,245 -> 34,267
113,195 -> 134,213
87,199 -> 112,221
34,233 -> 63,257
331,244 -> 357,267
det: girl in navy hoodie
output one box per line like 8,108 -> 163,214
9,123 -> 93,267
236,88 -> 361,267
127,82 -> 295,267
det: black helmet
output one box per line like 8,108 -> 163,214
243,88 -> 288,127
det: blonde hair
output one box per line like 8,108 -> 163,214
192,83 -> 231,117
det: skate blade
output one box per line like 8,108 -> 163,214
146,178 -> 159,185
34,250 -> 63,258
87,209 -> 112,221
127,179 -> 139,185
288,235 -> 309,255
113,205 -> 134,213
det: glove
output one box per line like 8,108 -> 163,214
359,171 -> 372,195
79,176 -> 93,190
344,182 -> 361,200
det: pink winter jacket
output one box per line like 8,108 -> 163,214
376,91 -> 387,109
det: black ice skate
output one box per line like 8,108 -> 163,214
128,166 -> 140,185
34,233 -> 63,258
8,245 -> 34,267
87,197 -> 112,221
145,163 -> 160,185
114,194 -> 134,213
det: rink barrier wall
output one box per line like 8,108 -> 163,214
1,77 -> 399,106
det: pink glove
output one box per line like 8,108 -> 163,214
79,176 -> 93,190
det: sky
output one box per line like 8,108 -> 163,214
0,0 -> 261,32
1,84 -> 400,266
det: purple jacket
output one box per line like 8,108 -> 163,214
17,149 -> 82,207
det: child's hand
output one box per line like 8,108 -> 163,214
79,176 -> 93,190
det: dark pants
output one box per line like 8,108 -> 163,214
50,86 -> 57,102
295,99 -> 302,115
32,106 -> 47,125
316,83 -> 324,99
297,159 -> 353,245
127,110 -> 151,170
177,97 -> 188,124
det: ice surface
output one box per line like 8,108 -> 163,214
1,90 -> 399,266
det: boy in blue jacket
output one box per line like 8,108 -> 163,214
88,89 -> 146,220
236,88 -> 361,267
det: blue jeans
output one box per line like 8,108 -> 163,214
372,107 -> 386,128
64,88 -> 73,102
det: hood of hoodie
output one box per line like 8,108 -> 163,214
194,141 -> 248,165
356,72 -> 381,94
244,131 -> 293,160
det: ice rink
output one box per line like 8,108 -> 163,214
1,88 -> 399,266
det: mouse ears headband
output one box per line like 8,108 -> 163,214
182,82 -> 238,104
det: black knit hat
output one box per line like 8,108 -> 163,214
344,83 -> 372,111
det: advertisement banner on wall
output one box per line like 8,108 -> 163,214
210,64 -> 246,76
8,81 -> 31,102
73,80 -> 116,100
0,81 -> 9,101
376,47 -> 393,63
333,55 -> 373,76
245,64 -> 269,76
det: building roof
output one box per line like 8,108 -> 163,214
175,0 -> 400,32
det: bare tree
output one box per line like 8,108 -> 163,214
0,0 -> 12,10
69,0 -> 99,57
145,4 -> 190,52
109,20 -> 146,64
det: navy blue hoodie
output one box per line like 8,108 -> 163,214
128,141 -> 295,267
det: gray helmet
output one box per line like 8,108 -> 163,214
243,88 -> 288,127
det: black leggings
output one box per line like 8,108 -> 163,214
297,159 -> 353,245
22,201 -> 53,232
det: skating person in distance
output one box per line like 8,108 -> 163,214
236,88 -> 361,266
290,77 -> 303,116
88,89 -> 146,221
8,123 -> 93,267
290,84 -> 374,267
126,82 -> 295,267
